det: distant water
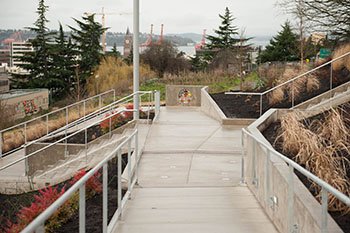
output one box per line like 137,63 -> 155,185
106,46 -> 196,56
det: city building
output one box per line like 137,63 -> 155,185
123,28 -> 132,59
10,41 -> 34,67
0,67 -> 10,93
0,47 -> 10,66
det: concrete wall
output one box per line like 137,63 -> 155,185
200,86 -> 225,122
166,85 -> 202,106
245,109 -> 343,233
1,89 -> 49,120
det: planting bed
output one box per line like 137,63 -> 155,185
0,154 -> 129,232
211,66 -> 350,118
262,103 -> 350,233
43,111 -> 155,145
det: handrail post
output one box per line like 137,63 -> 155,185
24,123 -> 27,144
0,131 -> 2,158
103,163 -> 108,233
135,130 -> 139,184
127,140 -> 131,192
46,115 -> 49,135
117,149 -> 122,218
321,187 -> 328,233
260,94 -> 263,116
292,80 -> 295,107
155,91 -> 160,118
109,117 -> 112,139
241,130 -> 245,183
252,139 -> 256,185
99,95 -> 102,109
79,184 -> 86,233
113,89 -> 116,102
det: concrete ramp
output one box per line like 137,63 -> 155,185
113,107 -> 279,233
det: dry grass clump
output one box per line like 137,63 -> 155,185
268,66 -> 319,105
86,57 -> 156,96
277,109 -> 350,213
332,44 -> 350,71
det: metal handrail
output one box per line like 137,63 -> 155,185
0,91 -> 152,158
22,129 -> 139,233
0,89 -> 116,157
225,52 -> 350,116
0,90 -> 155,173
242,128 -> 350,233
0,108 -> 131,172
1,89 -> 115,133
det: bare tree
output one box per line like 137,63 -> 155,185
303,0 -> 350,40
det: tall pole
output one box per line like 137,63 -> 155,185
133,0 -> 140,120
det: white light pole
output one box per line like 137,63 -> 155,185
133,0 -> 140,120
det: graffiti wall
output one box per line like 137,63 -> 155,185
22,99 -> 38,115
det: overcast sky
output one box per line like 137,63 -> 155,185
0,0 -> 289,38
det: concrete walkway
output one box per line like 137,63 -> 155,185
113,107 -> 278,233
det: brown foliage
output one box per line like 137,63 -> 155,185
332,44 -> 350,71
277,110 -> 350,213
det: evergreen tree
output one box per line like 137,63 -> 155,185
259,21 -> 298,63
69,15 -> 106,92
50,23 -> 76,99
11,0 -> 55,89
111,43 -> 121,58
206,7 -> 240,50
190,54 -> 208,72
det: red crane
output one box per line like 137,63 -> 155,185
155,24 -> 164,45
195,29 -> 206,51
1,31 -> 23,49
140,24 -> 153,47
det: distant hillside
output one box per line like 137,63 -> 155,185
106,32 -> 195,46
0,29 -> 195,47
0,29 -> 36,44
167,33 -> 203,43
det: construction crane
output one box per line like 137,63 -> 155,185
155,24 -> 164,45
141,24 -> 164,47
195,29 -> 206,51
84,7 -> 131,54
140,24 -> 153,47
1,31 -> 23,49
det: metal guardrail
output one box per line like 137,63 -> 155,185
21,129 -> 139,233
0,89 -> 116,157
226,52 -> 350,116
0,90 -> 159,176
0,90 -> 156,159
241,128 -> 350,233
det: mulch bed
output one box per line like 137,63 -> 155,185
211,66 -> 350,118
262,103 -> 350,233
0,154 -> 129,232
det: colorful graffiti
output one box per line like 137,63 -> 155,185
178,89 -> 192,104
22,99 -> 38,115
